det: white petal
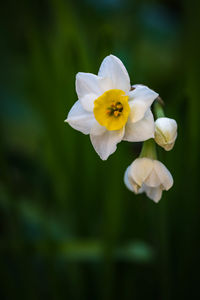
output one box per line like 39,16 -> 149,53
76,73 -> 110,112
129,84 -> 159,103
98,55 -> 130,93
124,166 -> 141,193
78,93 -> 99,112
145,186 -> 163,203
137,184 -> 145,194
128,85 -> 159,123
90,127 -> 125,160
128,100 -> 147,123
76,73 -> 102,97
145,169 -> 161,187
124,167 -> 134,192
65,100 -> 95,134
154,161 -> 173,190
129,158 -> 153,187
123,109 -> 155,142
90,120 -> 106,136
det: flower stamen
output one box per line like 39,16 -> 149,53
106,101 -> 124,117
114,110 -> 120,117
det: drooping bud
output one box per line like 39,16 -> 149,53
124,157 -> 173,203
155,117 -> 177,151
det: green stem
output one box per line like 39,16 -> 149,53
154,101 -> 165,119
139,139 -> 157,160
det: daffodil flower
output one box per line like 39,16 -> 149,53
155,117 -> 177,151
66,55 -> 159,160
124,157 -> 173,203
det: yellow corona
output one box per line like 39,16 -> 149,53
93,89 -> 130,131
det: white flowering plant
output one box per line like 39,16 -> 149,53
65,54 -> 178,203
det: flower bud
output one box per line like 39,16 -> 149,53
124,157 -> 173,203
155,117 -> 177,151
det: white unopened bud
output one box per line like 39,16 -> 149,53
124,157 -> 173,203
155,117 -> 177,151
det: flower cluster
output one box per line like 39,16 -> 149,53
65,55 -> 177,203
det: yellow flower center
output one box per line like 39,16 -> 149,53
93,89 -> 130,131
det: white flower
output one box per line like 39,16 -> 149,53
65,54 -> 159,160
124,157 -> 173,203
155,117 -> 177,151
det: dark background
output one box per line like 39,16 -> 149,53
1,0 -> 200,299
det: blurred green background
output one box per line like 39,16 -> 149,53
1,0 -> 200,299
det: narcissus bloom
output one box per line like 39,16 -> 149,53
66,55 -> 158,160
155,117 -> 177,151
124,157 -> 173,203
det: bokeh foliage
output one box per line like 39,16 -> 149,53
1,0 -> 200,299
